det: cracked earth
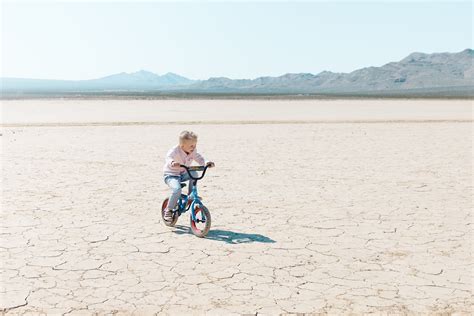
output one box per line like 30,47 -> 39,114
1,122 -> 472,314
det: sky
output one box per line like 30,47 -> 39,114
1,0 -> 472,80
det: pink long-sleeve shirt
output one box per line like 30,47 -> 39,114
163,144 -> 209,176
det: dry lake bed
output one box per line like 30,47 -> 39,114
1,99 -> 472,314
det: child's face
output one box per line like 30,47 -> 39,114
180,139 -> 197,153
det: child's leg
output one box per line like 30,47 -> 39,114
165,176 -> 182,210
181,171 -> 199,195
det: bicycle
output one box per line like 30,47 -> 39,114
161,164 -> 212,238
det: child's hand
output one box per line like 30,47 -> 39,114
206,161 -> 215,168
171,161 -> 180,168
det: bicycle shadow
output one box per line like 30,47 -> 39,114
173,225 -> 276,244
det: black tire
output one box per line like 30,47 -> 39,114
190,204 -> 211,238
161,198 -> 178,227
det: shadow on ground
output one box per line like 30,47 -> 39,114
173,225 -> 276,244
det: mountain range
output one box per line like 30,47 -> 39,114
2,49 -> 473,97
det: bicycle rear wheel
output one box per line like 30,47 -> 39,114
161,198 -> 179,227
190,204 -> 211,238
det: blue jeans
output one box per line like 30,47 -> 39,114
164,171 -> 198,210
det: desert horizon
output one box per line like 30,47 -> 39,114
2,48 -> 473,98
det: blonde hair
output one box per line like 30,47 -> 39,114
179,130 -> 198,144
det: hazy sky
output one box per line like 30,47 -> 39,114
2,0 -> 472,80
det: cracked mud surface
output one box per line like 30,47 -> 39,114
1,122 -> 472,314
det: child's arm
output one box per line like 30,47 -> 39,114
193,151 -> 207,165
166,148 -> 179,168
193,151 -> 214,167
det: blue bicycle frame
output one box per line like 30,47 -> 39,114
176,164 -> 209,223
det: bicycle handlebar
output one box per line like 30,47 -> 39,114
179,164 -> 211,180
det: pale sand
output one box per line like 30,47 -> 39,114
1,99 -> 472,125
1,100 -> 473,314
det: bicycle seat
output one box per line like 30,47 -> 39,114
180,183 -> 187,188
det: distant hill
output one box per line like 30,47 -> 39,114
90,70 -> 194,88
1,70 -> 194,93
1,49 -> 473,98
185,49 -> 473,94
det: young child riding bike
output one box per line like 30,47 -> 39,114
162,130 -> 215,221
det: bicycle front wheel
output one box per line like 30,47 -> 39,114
190,204 -> 211,238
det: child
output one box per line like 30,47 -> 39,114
163,130 -> 214,221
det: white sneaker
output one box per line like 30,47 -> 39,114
164,208 -> 174,221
